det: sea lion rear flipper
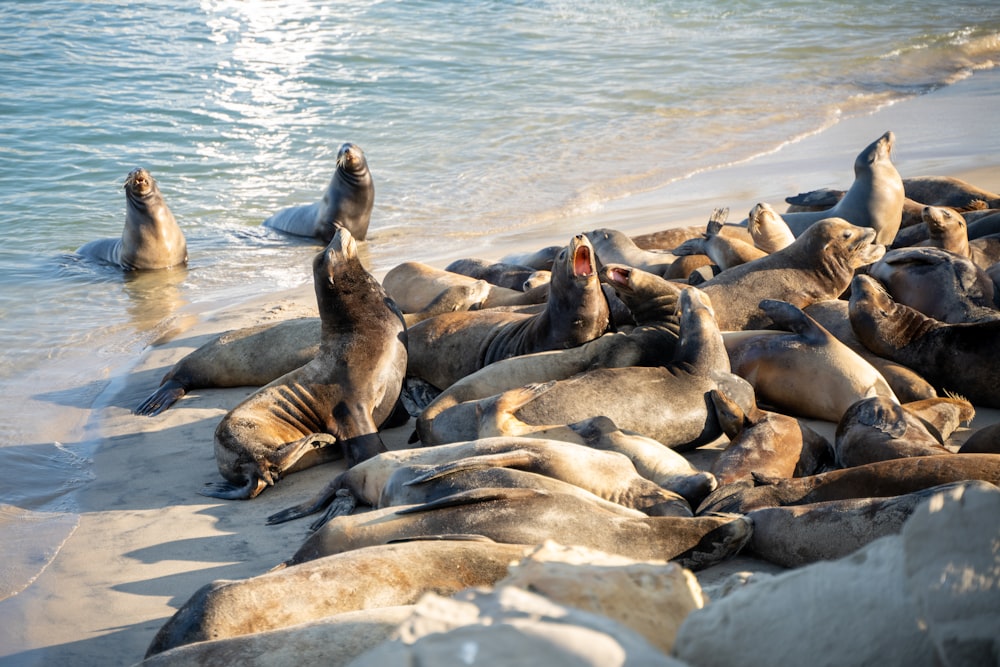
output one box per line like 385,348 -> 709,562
266,472 -> 352,526
706,207 -> 729,235
402,450 -> 538,487
133,380 -> 187,417
395,487 -> 549,515
200,476 -> 268,501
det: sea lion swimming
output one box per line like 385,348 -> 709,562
696,217 -> 886,330
201,228 -> 407,499
76,167 -> 188,271
405,233 -> 610,391
263,142 -> 375,242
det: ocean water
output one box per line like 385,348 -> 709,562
1,0 -> 999,601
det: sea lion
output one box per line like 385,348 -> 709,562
76,167 -> 188,270
263,142 -> 374,242
381,261 -> 548,313
499,245 -> 562,271
747,202 -> 795,253
848,273 -> 1000,407
672,207 -> 767,270
133,318 -> 321,417
287,487 -> 752,571
833,395 -> 971,468
405,234 -> 610,390
746,480 -> 989,569
765,131 -> 904,244
696,217 -> 886,330
803,299 -> 938,403
451,287 -> 756,451
696,453 -> 1000,515
866,246 -> 999,323
444,257 -> 551,291
708,387 -> 833,486
266,436 -> 694,529
145,540 -> 535,657
201,229 -> 407,499
957,422 -> 1000,454
583,227 -> 680,277
902,175 -> 1000,210
725,299 -> 897,422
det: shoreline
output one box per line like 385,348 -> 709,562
2,67 -> 1000,666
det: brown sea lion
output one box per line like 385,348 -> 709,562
747,202 -> 795,253
696,217 -> 886,330
708,387 -> 833,486
287,487 -> 752,572
405,234 -> 610,390
697,453 -> 1000,515
76,167 -> 188,271
145,540 -> 535,658
902,175 -> 1000,210
266,435 -> 694,529
584,227 -> 678,277
382,261 -> 548,313
725,299 -> 897,422
746,480 -> 989,569
833,395 -> 970,468
262,142 -> 375,242
849,273 -> 1000,407
444,257 -> 551,291
201,229 -> 407,499
957,422 -> 1000,454
672,207 -> 767,270
803,299 -> 938,403
766,131 -> 904,244
432,287 -> 755,451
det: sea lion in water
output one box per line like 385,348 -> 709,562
865,246 -> 999,323
76,167 -> 188,270
708,387 -> 832,486
201,229 -> 407,499
405,234 -> 610,390
725,299 -> 897,423
145,540 -> 535,657
761,131 -> 904,245
697,453 -> 1000,515
443,287 -> 755,451
263,143 -> 374,242
848,273 -> 1000,408
287,487 -> 752,572
266,435 -> 695,529
696,217 -> 886,330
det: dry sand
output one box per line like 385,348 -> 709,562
2,68 -> 1000,667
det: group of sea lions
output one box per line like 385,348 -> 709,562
95,131 -> 1000,663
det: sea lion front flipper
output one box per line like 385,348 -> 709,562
757,299 -> 828,342
200,475 -> 269,501
308,490 -> 357,532
133,380 -> 187,417
395,487 -> 549,515
266,471 -> 352,526
784,187 -> 845,208
402,450 -> 538,487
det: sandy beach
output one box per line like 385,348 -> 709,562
2,68 -> 1000,666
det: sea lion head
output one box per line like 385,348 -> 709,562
802,217 -> 886,271
314,227 -> 360,298
922,205 -> 966,235
124,167 -> 156,198
855,130 -> 895,175
747,202 -> 793,253
336,142 -> 369,175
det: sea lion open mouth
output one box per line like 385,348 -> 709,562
605,265 -> 630,286
572,240 -> 594,278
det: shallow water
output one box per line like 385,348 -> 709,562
1,0 -> 999,600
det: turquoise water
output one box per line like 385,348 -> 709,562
1,0 -> 999,600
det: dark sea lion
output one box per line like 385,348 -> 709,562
287,487 -> 752,571
725,299 -> 897,422
499,245 -> 562,271
672,207 -> 767,270
747,202 -> 795,253
833,396 -> 966,468
708,388 -> 832,486
768,131 -> 904,244
444,257 -> 551,291
266,436 -> 693,528
967,210 -> 1000,239
382,261 -> 548,313
629,225 -> 708,252
134,318 -> 321,417
464,287 -> 756,451
803,299 -> 938,403
849,273 -> 1000,407
697,453 -> 1000,515
263,142 -> 374,242
902,175 -> 1000,210
202,229 -> 407,499
696,217 -> 886,330
957,422 -> 1000,454
405,234 -> 610,390
76,167 -> 188,270
747,480 -> 989,569
584,227 -> 678,277
145,540 -> 534,658
866,246 -> 999,323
